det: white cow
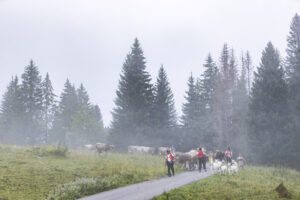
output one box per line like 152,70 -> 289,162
157,147 -> 169,156
212,160 -> 222,172
228,160 -> 239,174
84,144 -> 95,151
95,143 -> 114,153
128,146 -> 156,154
220,165 -> 228,174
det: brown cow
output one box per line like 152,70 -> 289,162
176,151 -> 198,171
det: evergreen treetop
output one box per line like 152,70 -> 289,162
153,65 -> 177,128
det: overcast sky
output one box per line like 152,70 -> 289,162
0,0 -> 299,126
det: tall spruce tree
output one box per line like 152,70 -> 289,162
77,83 -> 90,107
286,13 -> 300,80
0,76 -> 24,144
231,56 -> 249,155
198,54 -> 219,148
285,13 -> 300,169
152,66 -> 177,146
91,105 -> 104,130
90,105 -> 106,141
42,73 -> 56,144
20,60 -> 44,145
248,42 -> 289,165
180,74 -> 202,150
153,66 -> 177,129
70,84 -> 105,147
181,74 -> 200,128
212,44 -> 237,148
201,54 -> 218,112
52,79 -> 78,145
110,38 -> 154,149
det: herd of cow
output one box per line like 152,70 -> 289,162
84,143 -> 169,155
84,143 -> 240,174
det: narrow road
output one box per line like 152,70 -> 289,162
79,170 -> 214,200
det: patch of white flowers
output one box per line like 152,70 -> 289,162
47,177 -> 112,200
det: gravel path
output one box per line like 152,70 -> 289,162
79,170 -> 214,200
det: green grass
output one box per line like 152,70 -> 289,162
152,166 -> 300,200
0,145 -> 174,200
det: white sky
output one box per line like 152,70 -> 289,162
0,0 -> 299,126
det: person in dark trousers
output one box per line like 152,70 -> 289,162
165,150 -> 175,177
198,148 -> 206,172
225,147 -> 233,164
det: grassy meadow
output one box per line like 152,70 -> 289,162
152,166 -> 300,200
0,145 -> 172,200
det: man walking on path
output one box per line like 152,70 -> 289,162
198,148 -> 206,172
166,150 -> 175,177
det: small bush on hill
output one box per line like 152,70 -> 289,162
47,176 -> 118,200
30,146 -> 69,157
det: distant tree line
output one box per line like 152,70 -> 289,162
0,13 -> 299,170
109,38 -> 250,155
0,61 -> 106,147
110,13 -> 300,170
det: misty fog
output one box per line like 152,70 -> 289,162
0,0 -> 299,173
0,0 -> 299,125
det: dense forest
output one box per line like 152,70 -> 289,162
0,63 -> 106,148
0,13 -> 299,170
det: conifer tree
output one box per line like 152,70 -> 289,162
248,42 -> 289,165
181,74 -> 200,128
20,60 -> 44,144
198,54 -> 219,148
213,44 -> 237,148
231,56 -> 249,154
91,105 -> 104,130
285,13 -> 300,169
153,66 -> 177,129
180,74 -> 203,150
52,79 -> 78,145
242,51 -> 253,94
201,54 -> 218,112
42,73 -> 56,144
286,13 -> 300,80
0,76 -> 24,144
89,105 -> 106,142
70,84 -> 106,147
152,66 -> 177,146
110,38 -> 154,149
77,83 -> 90,107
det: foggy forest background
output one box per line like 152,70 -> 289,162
0,13 -> 300,171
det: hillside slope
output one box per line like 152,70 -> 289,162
152,167 -> 300,200
0,145 -> 169,200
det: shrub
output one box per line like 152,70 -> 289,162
47,177 -> 117,200
31,146 -> 69,157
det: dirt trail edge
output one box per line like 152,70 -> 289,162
79,170 -> 214,200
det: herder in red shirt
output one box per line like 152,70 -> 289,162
198,148 -> 206,172
225,147 -> 233,164
166,150 -> 175,177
